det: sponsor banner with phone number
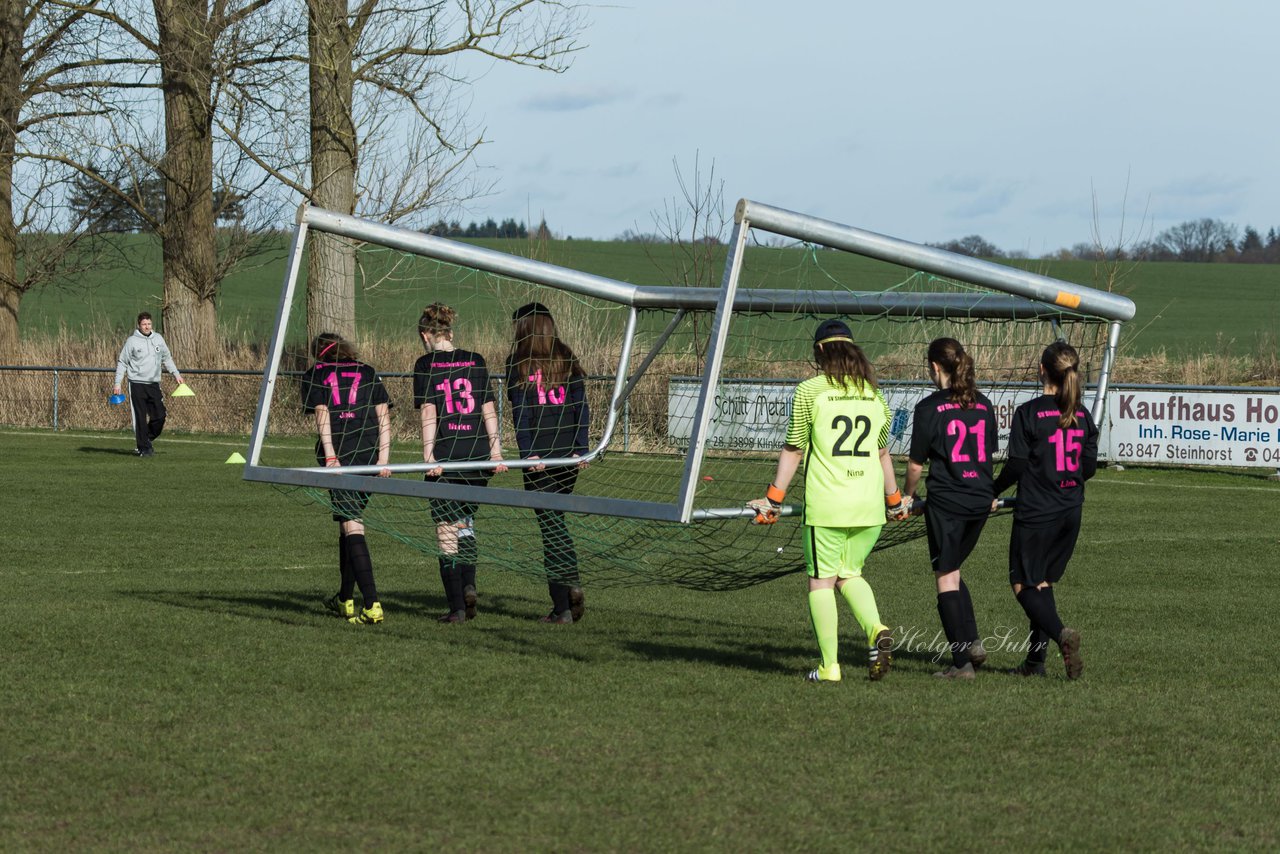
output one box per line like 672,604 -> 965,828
667,380 -> 1280,469
1105,390 -> 1280,468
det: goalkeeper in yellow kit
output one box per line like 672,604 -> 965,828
749,320 -> 907,682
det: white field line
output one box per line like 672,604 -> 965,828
47,564 -> 323,576
1089,477 -> 1280,495
4,428 -> 297,452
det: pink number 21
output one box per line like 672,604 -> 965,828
946,419 -> 987,463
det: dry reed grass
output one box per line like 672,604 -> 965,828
5,319 -> 1275,443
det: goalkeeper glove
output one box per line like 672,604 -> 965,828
885,488 -> 907,521
749,484 -> 786,524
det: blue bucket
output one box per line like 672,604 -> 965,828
109,393 -> 126,405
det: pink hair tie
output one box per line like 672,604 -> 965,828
318,340 -> 338,359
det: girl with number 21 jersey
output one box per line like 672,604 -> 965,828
993,341 -> 1098,679
902,338 -> 998,680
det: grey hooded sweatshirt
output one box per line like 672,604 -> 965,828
115,328 -> 180,386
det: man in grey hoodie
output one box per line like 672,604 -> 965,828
113,311 -> 184,457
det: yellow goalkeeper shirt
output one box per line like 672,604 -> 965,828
785,375 -> 891,528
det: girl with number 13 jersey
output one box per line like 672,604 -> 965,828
993,340 -> 1098,679
414,303 -> 507,624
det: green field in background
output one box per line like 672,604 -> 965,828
16,233 -> 1279,358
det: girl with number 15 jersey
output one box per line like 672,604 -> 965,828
993,341 -> 1098,679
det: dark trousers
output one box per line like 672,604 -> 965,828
129,382 -> 166,453
522,465 -> 579,611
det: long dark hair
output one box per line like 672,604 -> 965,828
312,332 -> 358,363
508,303 -> 583,388
1041,340 -> 1082,428
927,337 -> 977,408
814,340 -> 878,393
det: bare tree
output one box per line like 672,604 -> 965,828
43,0 -> 299,366
643,153 -> 728,367
1156,217 -> 1238,263
0,0 -> 140,361
301,0 -> 588,341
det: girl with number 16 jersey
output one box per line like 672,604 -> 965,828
993,341 -> 1098,679
902,337 -> 998,680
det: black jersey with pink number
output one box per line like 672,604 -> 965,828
300,361 -> 391,461
413,348 -> 494,462
1006,394 -> 1099,523
505,361 -> 589,459
909,389 -> 999,519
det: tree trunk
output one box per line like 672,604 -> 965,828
306,0 -> 358,345
154,0 -> 219,367
0,0 -> 24,362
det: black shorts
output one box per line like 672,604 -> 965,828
318,446 -> 377,523
426,470 -> 492,524
925,505 -> 988,574
1008,507 -> 1082,588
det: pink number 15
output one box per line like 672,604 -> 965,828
1048,428 -> 1084,472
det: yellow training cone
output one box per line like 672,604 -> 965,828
171,383 -> 195,397
225,452 -> 246,464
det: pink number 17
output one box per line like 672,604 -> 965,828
323,371 -> 362,406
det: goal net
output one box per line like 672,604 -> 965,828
244,201 -> 1134,590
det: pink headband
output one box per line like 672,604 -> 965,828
318,341 -> 338,359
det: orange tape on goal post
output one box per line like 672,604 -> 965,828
1054,290 -> 1082,309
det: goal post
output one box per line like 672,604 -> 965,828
241,199 -> 1134,588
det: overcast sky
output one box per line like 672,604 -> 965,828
460,0 -> 1279,253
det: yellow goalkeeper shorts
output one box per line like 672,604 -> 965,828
803,524 -> 883,579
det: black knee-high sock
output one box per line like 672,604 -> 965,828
457,530 -> 478,591
346,534 -> 378,606
1016,587 -> 1063,642
936,591 -> 971,668
1025,624 -> 1049,666
958,579 -> 980,643
338,531 -> 355,599
439,556 -> 464,612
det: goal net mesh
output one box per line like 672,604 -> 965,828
257,229 -> 1110,590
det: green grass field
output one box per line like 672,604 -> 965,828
4,427 -> 1279,850
16,234 -> 1280,359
